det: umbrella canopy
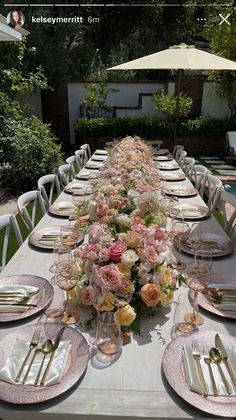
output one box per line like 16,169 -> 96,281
108,44 -> 236,71
107,44 -> 236,148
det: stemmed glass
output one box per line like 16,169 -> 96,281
185,261 -> 210,326
55,260 -> 80,325
195,246 -> 213,271
60,226 -> 79,249
72,190 -> 86,209
171,220 -> 190,271
173,293 -> 198,335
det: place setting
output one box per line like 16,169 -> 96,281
0,275 -> 53,322
76,170 -> 100,181
94,149 -> 108,156
179,232 -> 234,258
153,155 -> 173,162
91,155 -> 108,162
64,182 -> 93,195
85,161 -> 103,170
0,322 -> 89,404
162,185 -> 198,198
159,172 -> 186,181
156,162 -> 180,171
29,226 -> 85,250
172,202 -> 210,220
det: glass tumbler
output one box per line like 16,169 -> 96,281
96,312 -> 122,355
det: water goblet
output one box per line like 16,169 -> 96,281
171,220 -> 190,271
173,293 -> 198,335
96,312 -> 122,355
185,261 -> 210,326
72,190 -> 86,209
60,226 -> 79,249
195,246 -> 213,271
55,261 -> 80,325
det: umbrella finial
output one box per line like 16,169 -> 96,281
169,43 -> 195,49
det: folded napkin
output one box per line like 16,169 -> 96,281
0,338 -> 71,386
94,149 -> 107,155
213,302 -> 236,311
0,285 -> 38,313
183,346 -> 236,396
184,240 -> 222,253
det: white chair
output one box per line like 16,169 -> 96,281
58,164 -> 73,186
38,174 -> 61,210
183,157 -> 195,178
202,174 -> 223,212
190,164 -> 209,194
17,191 -> 46,232
179,151 -> 188,169
75,150 -> 85,168
147,140 -> 163,150
80,144 -> 91,163
173,145 -> 184,160
0,214 -> 23,272
66,155 -> 78,178
215,189 -> 236,243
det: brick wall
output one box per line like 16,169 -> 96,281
41,84 -> 70,149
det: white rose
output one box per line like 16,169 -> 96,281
159,249 -> 175,265
116,214 -> 130,227
121,250 -> 139,268
127,189 -> 139,200
74,259 -> 85,276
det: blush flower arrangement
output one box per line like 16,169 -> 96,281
72,136 -> 182,334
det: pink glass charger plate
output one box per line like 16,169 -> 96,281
76,172 -> 99,181
64,183 -> 92,195
91,155 -> 107,162
48,201 -> 76,218
179,233 -> 234,258
0,275 -> 53,323
174,204 -> 210,220
160,173 -> 186,182
94,150 -> 108,155
0,324 -> 89,404
29,227 -> 84,250
163,186 -> 198,198
157,164 -> 180,171
162,330 -> 236,417
153,156 -> 173,162
198,273 -> 236,319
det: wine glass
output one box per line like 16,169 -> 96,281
50,243 -> 72,284
60,226 -> 79,249
43,285 -> 65,322
173,293 -> 198,335
55,261 -> 80,325
72,190 -> 86,209
96,312 -> 122,355
171,221 -> 190,271
185,261 -> 210,326
195,246 -> 213,271
49,240 -> 61,273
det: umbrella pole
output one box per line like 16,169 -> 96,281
173,69 -> 182,150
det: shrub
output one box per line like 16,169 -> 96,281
153,89 -> 193,119
0,93 -> 63,194
74,115 -> 236,139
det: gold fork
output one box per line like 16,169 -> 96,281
203,347 -> 217,396
192,340 -> 208,397
15,329 -> 40,383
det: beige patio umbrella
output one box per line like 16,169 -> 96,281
107,43 -> 236,146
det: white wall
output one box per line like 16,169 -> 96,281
16,91 -> 43,120
201,82 -> 231,119
68,82 -> 165,145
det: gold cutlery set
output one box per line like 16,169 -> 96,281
206,287 -> 236,305
15,327 -> 65,386
0,290 -> 38,308
190,334 -> 236,397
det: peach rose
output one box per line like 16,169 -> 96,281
140,246 -> 161,267
114,304 -> 136,326
140,283 -> 160,307
98,264 -> 123,292
119,231 -> 142,249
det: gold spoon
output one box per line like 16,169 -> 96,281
34,340 -> 53,385
209,347 -> 231,395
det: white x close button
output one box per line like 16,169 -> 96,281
219,13 -> 231,25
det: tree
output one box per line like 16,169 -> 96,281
153,89 -> 193,121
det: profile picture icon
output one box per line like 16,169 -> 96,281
7,10 -> 25,29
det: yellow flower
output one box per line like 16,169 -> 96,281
160,290 -> 174,307
114,304 -> 136,326
99,292 -> 115,312
160,267 -> 173,287
116,263 -> 131,279
69,283 -> 82,304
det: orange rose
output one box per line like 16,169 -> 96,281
130,216 -> 145,226
140,283 -> 160,307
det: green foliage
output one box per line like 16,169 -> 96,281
153,89 -> 193,119
0,40 -> 48,98
0,93 -> 63,194
75,115 -> 236,139
82,80 -> 119,111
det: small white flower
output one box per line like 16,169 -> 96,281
121,250 -> 139,268
159,249 -> 175,265
116,214 -> 130,227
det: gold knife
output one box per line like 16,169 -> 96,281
215,334 -> 236,388
40,327 -> 65,385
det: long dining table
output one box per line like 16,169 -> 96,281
0,149 -> 236,420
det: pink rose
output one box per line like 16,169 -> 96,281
98,248 -> 111,263
154,227 -> 165,241
97,264 -> 124,292
96,201 -> 109,218
109,241 -> 127,263
81,286 -> 96,306
140,246 -> 161,268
